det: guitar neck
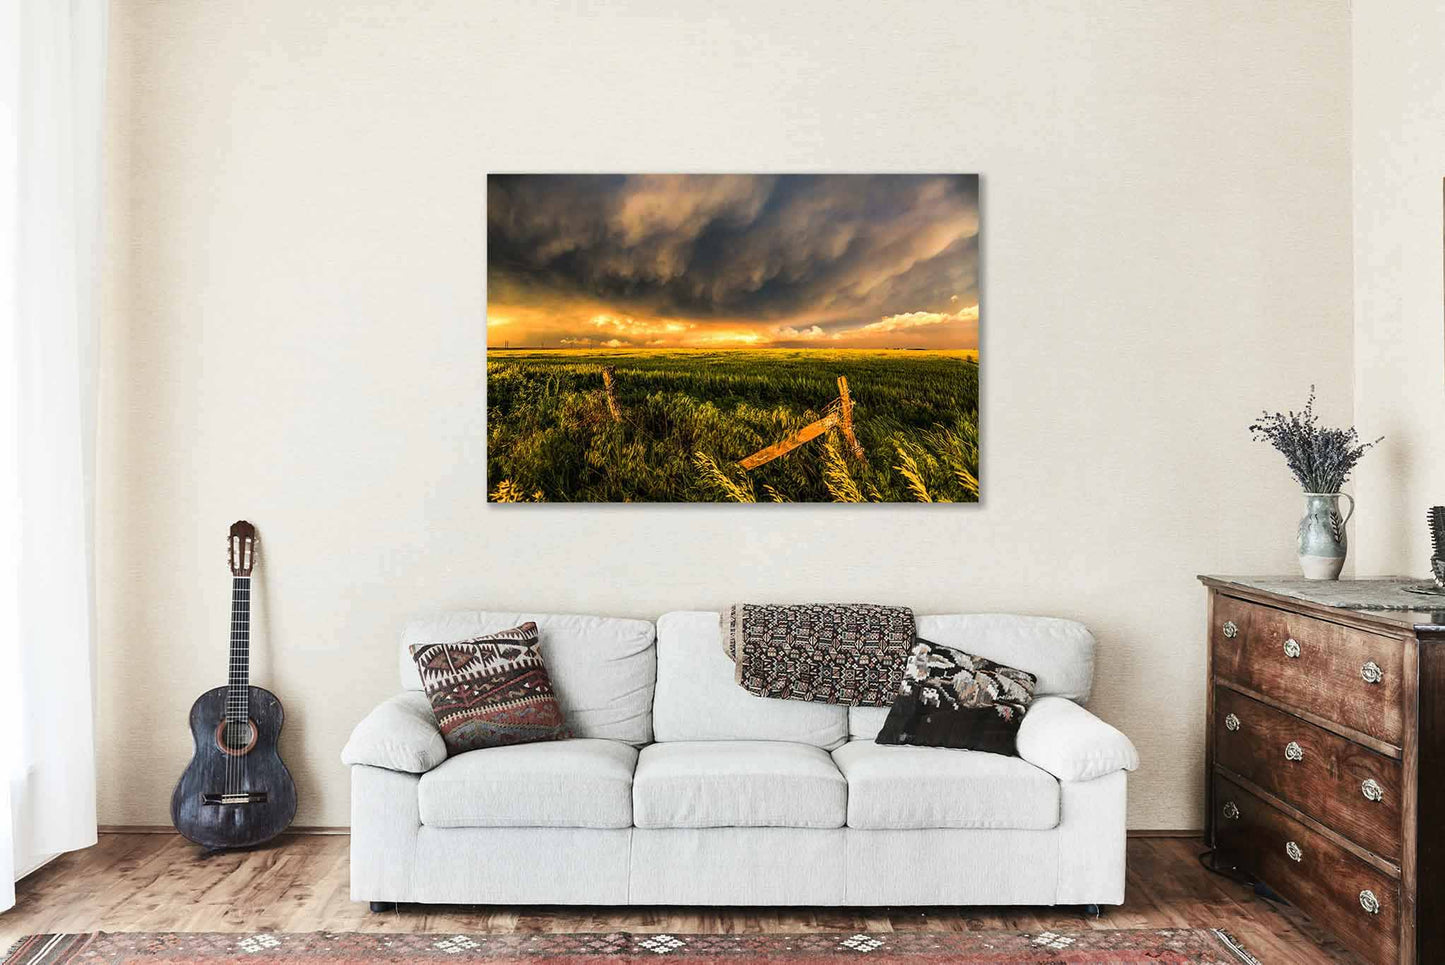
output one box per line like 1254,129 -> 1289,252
227,575 -> 251,722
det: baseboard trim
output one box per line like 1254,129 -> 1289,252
97,825 -> 1203,839
98,825 -> 349,836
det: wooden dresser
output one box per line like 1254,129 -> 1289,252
1201,577 -> 1445,965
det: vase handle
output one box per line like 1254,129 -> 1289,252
1338,492 -> 1355,528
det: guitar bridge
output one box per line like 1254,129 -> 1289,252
202,791 -> 268,806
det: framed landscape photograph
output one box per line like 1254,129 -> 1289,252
486,174 -> 980,503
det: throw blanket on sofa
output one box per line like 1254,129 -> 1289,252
722,603 -> 915,705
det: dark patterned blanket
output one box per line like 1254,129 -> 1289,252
722,603 -> 916,705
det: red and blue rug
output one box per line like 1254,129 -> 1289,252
3,929 -> 1261,964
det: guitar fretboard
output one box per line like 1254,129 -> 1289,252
227,576 -> 250,722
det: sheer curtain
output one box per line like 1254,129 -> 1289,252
1,0 -> 109,912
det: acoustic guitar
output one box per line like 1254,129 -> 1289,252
171,521 -> 297,850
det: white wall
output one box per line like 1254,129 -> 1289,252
97,0 -> 1353,830
1353,2 -> 1445,575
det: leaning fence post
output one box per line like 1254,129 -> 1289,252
601,366 -> 622,423
737,412 -> 839,471
736,374 -> 865,471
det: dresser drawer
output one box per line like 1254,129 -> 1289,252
1211,595 -> 1403,745
1214,686 -> 1402,861
1214,773 -> 1399,965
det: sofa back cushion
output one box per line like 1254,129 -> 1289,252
849,613 -> 1095,740
400,611 -> 655,745
653,611 -> 848,749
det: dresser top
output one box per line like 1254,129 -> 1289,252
1200,575 -> 1445,634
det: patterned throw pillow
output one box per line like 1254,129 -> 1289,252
875,639 -> 1037,755
409,622 -> 568,754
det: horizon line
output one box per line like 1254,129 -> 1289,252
486,345 -> 979,351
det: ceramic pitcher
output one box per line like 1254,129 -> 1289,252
1298,492 -> 1354,580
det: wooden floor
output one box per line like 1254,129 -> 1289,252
2,833 -> 1358,963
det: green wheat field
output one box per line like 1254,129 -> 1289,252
486,348 -> 980,503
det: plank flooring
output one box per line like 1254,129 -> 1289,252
1,834 -> 1358,963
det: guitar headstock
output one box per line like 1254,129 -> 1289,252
228,520 -> 257,577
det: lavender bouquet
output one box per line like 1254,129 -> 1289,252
1249,388 -> 1381,494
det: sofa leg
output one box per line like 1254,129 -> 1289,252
1083,903 -> 1101,918
369,901 -> 397,913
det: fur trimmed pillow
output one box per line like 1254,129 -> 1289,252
409,621 -> 569,754
875,638 -> 1037,755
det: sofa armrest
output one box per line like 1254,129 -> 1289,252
1016,696 -> 1138,782
341,691 -> 448,774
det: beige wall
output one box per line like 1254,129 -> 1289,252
1352,2 -> 1445,576
97,1 -> 1353,830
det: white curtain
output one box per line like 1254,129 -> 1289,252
0,0 -> 109,912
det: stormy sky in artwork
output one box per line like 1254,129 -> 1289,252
486,174 -> 978,350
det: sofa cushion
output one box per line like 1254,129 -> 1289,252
849,613 -> 1095,740
633,740 -> 847,829
653,612 -> 848,748
417,738 -> 637,829
832,740 -> 1060,830
410,622 -> 569,753
401,611 -> 656,745
875,640 -> 1037,755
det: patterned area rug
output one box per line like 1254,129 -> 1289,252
3,929 -> 1260,964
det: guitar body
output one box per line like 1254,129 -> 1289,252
171,685 -> 297,850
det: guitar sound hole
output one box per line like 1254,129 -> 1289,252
224,722 -> 250,749
214,718 -> 258,756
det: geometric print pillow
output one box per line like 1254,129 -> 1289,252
875,638 -> 1037,756
408,622 -> 569,755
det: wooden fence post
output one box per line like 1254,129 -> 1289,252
836,376 -> 864,459
601,366 -> 622,423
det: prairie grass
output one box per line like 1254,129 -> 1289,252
486,349 -> 980,503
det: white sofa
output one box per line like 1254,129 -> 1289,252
341,610 -> 1139,909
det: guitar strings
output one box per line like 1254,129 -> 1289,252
221,537 -> 253,807
232,571 -> 248,800
239,573 -> 247,800
233,571 -> 239,798
226,565 -> 247,800
228,570 -> 236,799
233,558 -> 239,798
227,568 -> 233,799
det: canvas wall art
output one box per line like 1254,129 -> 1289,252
486,174 -> 980,503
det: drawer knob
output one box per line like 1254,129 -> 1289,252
1284,741 -> 1304,762
1361,778 -> 1384,802
1222,620 -> 1238,638
1360,890 -> 1381,915
1224,713 -> 1241,732
1283,638 -> 1301,659
1222,801 -> 1240,820
1361,661 -> 1384,685
1285,840 -> 1303,862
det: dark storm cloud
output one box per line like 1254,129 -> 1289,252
487,174 -> 979,332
